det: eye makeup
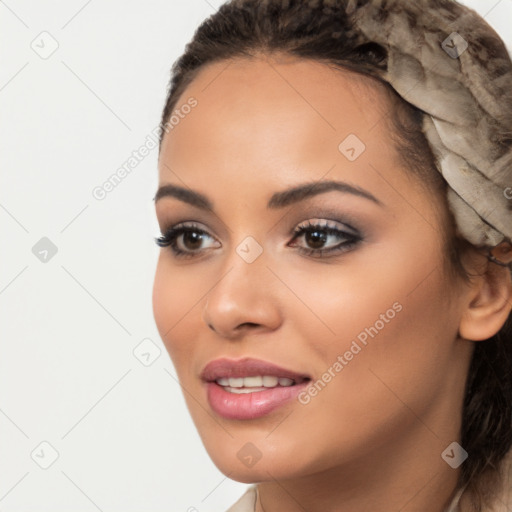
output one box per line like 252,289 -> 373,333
155,217 -> 363,260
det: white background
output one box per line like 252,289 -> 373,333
1,1 -> 511,511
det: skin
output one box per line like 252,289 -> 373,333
153,54 -> 512,512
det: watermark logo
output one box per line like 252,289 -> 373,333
31,441 -> 59,469
32,237 -> 58,263
237,442 -> 262,468
236,236 -> 263,263
161,97 -> 198,135
30,31 -> 59,60
441,442 -> 468,469
442,32 -> 468,59
298,301 -> 403,405
338,134 -> 366,161
92,97 -> 198,201
133,338 -> 161,367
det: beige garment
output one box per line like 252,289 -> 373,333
225,485 -> 257,512
225,484 -> 463,511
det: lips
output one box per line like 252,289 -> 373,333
200,357 -> 311,383
200,357 -> 312,420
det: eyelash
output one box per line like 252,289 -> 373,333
154,220 -> 362,259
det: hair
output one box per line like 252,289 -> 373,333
158,0 -> 512,509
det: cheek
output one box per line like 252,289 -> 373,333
291,268 -> 457,448
152,256 -> 204,366
278,253 -> 458,418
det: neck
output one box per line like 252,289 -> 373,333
254,421 -> 462,512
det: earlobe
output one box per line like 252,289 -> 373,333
458,261 -> 512,342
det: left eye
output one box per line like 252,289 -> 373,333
287,220 -> 361,257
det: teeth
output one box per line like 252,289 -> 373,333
262,376 -> 279,387
215,375 -> 296,388
225,387 -> 267,394
243,376 -> 263,387
228,377 -> 244,388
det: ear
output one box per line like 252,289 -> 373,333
459,259 -> 512,342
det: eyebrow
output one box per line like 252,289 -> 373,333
153,180 -> 383,210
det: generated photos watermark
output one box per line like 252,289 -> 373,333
92,97 -> 198,201
298,301 -> 403,405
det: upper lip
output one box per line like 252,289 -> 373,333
200,357 -> 311,383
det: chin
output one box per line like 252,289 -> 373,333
201,437 -> 315,483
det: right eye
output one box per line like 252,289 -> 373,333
155,222 -> 220,258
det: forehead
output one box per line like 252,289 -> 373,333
156,55 -> 447,249
159,54 -> 398,169
157,55 -> 430,224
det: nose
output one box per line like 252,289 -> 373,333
201,251 -> 283,339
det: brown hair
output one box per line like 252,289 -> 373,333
158,1 -> 512,509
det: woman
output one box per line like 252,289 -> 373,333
152,1 -> 512,510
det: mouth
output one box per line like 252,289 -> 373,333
201,357 -> 312,419
212,374 -> 311,394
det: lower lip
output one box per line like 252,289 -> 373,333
205,381 -> 310,420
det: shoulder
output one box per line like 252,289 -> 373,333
458,447 -> 512,512
224,485 -> 257,512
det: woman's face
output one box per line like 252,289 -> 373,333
153,55 -> 474,483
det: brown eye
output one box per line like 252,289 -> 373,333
155,223 -> 220,258
305,230 -> 328,249
182,230 -> 205,250
288,219 -> 362,258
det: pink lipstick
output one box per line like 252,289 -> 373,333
201,357 -> 311,420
